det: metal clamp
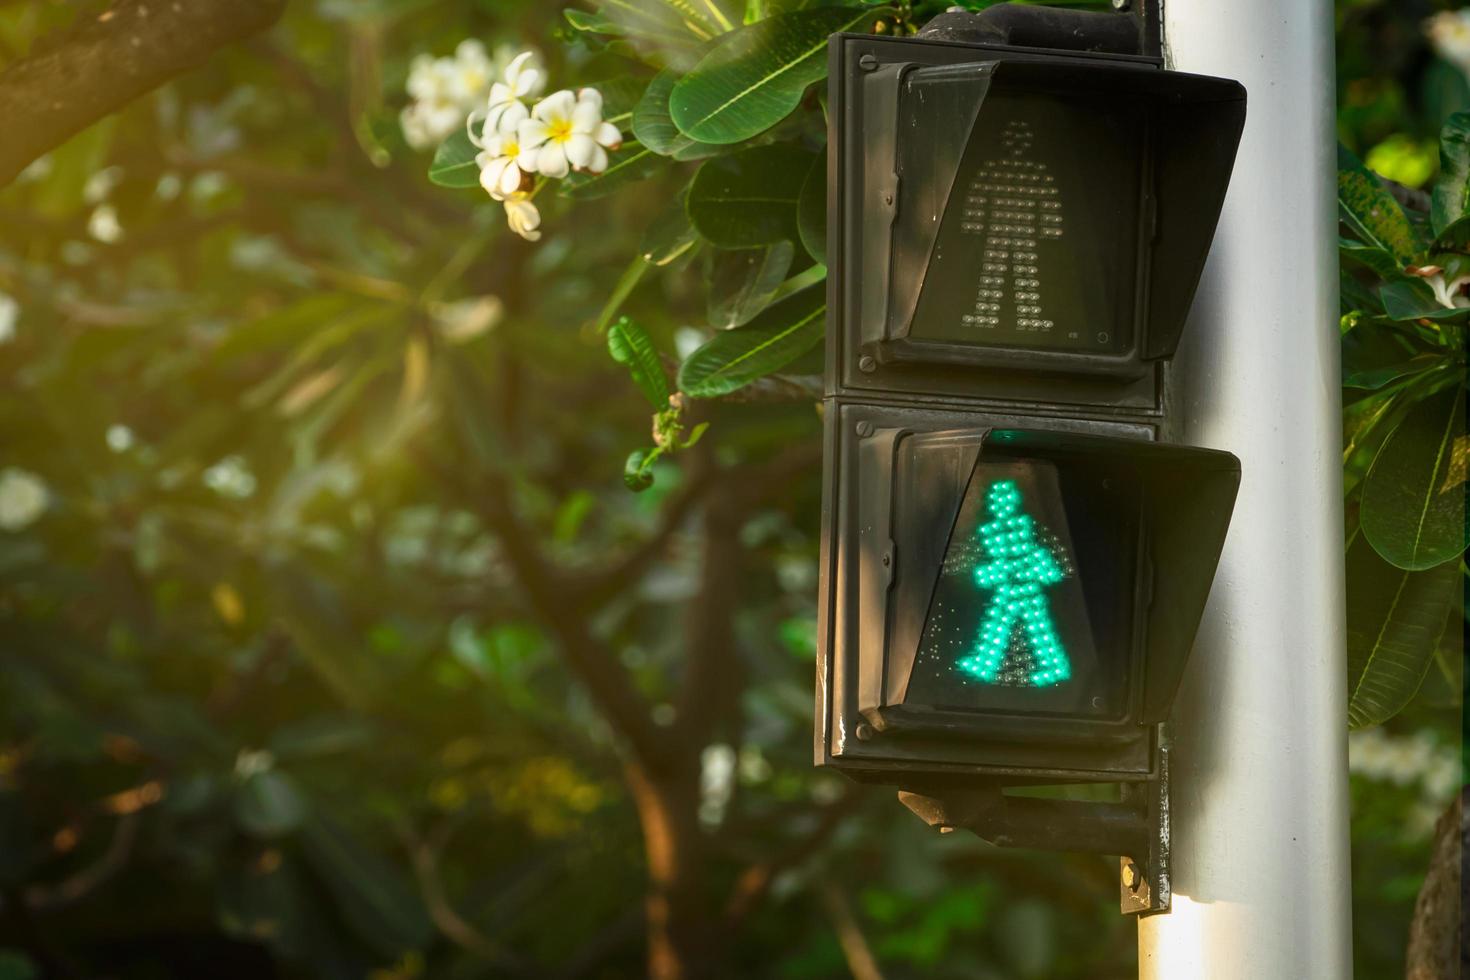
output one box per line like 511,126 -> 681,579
898,745 -> 1172,916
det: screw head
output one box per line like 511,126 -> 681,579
858,53 -> 879,71
881,552 -> 891,567
855,722 -> 875,741
883,191 -> 894,206
858,355 -> 877,373
855,420 -> 875,437
1124,862 -> 1143,891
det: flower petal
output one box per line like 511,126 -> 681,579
571,98 -> 602,134
496,99 -> 528,136
518,118 -> 549,149
498,161 -> 524,197
576,87 -> 604,112
533,89 -> 576,123
513,67 -> 542,98
479,158 -> 509,199
465,107 -> 488,148
594,122 -> 622,148
587,144 -> 609,174
565,133 -> 596,169
536,141 -> 569,178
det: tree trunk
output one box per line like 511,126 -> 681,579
625,760 -> 714,980
1404,787 -> 1464,980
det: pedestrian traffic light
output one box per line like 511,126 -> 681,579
814,6 -> 1247,915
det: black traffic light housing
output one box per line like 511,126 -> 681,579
815,7 -> 1246,916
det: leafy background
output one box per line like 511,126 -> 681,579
0,0 -> 1463,978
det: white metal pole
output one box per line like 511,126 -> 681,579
1138,0 -> 1352,977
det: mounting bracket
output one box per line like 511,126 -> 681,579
917,0 -> 1164,62
898,746 -> 1171,916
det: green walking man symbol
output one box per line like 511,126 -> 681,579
956,480 -> 1073,687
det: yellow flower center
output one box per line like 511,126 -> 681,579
548,119 -> 574,144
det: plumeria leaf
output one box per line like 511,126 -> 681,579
582,75 -> 647,126
1341,323 -> 1440,389
634,68 -> 723,160
1338,142 -> 1423,268
797,152 -> 827,264
678,285 -> 824,397
1339,237 -> 1403,280
300,816 -> 432,956
561,142 -> 666,199
669,6 -> 884,145
1341,269 -> 1384,316
681,421 -> 710,448
1346,534 -> 1462,729
707,241 -> 794,328
1379,278 -> 1470,322
428,129 -> 481,188
687,143 -> 815,247
1360,384 -> 1469,571
607,316 -> 671,408
641,185 -> 700,265
235,770 -> 310,839
1431,112 -> 1470,238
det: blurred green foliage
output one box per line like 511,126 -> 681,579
0,0 -> 1461,978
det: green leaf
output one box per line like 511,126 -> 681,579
1346,536 -> 1463,729
560,142 -> 666,199
669,6 -> 882,145
1338,142 -> 1422,268
1431,112 -> 1470,238
707,241 -> 794,328
624,448 -> 657,491
641,185 -> 700,265
687,143 -> 815,247
1340,237 -> 1402,280
678,285 -> 824,397
1361,385 -> 1468,571
235,770 -> 309,839
1341,322 -> 1438,389
1379,278 -> 1470,322
428,129 -> 480,189
634,68 -> 723,160
267,716 -> 374,758
608,316 -> 671,408
300,816 -> 431,956
586,75 -> 647,126
797,152 -> 827,264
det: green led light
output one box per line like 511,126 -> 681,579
957,480 -> 1073,687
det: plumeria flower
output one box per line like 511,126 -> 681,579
503,195 -> 542,242
517,88 -> 622,179
475,128 -> 530,200
471,50 -> 544,145
1427,11 -> 1470,80
1406,265 -> 1470,310
445,40 -> 493,104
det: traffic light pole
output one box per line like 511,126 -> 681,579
1138,0 -> 1352,976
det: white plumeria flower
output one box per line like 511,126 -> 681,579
446,40 -> 493,104
1406,265 -> 1470,310
472,50 -> 544,146
1427,11 -> 1470,80
518,88 -> 621,179
476,127 -> 530,200
503,196 -> 542,242
0,468 -> 48,531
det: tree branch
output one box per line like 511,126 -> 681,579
723,791 -> 856,929
571,462 -> 716,610
0,0 -> 289,187
474,475 -> 667,768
